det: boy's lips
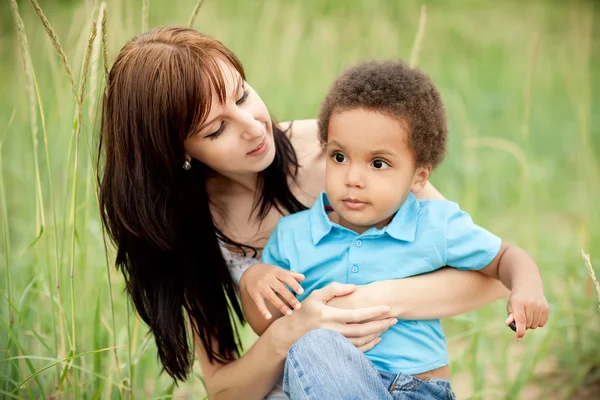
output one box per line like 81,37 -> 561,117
342,198 -> 368,210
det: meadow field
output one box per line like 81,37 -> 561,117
1,0 -> 599,398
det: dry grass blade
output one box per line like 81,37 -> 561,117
29,0 -> 78,99
409,4 -> 427,68
188,0 -> 206,28
9,1 -> 38,148
101,5 -> 109,82
88,3 -> 105,122
522,32 -> 540,140
67,15 -> 98,358
582,250 -> 600,312
142,0 -> 149,32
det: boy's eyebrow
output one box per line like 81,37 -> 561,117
326,140 -> 345,148
371,148 -> 400,158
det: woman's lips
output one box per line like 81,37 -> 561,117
247,137 -> 268,156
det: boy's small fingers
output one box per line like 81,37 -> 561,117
530,310 -> 542,329
273,281 -> 302,310
251,293 -> 271,320
525,307 -> 535,329
290,272 -> 305,282
282,275 -> 304,295
516,315 -> 527,340
266,291 -> 293,316
505,314 -> 514,326
539,309 -> 549,327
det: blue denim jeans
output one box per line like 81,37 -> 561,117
283,329 -> 456,400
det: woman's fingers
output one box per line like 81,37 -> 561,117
324,304 -> 391,324
347,331 -> 381,348
336,317 -> 398,338
310,283 -> 357,303
357,337 -> 382,353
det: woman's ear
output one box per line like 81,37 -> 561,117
411,165 -> 432,193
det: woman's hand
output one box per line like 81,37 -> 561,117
280,283 -> 397,352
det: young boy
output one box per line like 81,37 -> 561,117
240,60 -> 549,396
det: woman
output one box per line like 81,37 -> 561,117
99,26 -> 507,399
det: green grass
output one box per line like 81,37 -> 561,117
1,0 -> 599,398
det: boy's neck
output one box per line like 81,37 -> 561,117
328,211 -> 395,235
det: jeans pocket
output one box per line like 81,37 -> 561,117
427,378 -> 457,400
388,373 -> 421,393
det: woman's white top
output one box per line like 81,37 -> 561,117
220,244 -> 288,399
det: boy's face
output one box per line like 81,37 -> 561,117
325,108 -> 431,233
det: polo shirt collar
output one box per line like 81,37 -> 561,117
308,191 -> 420,245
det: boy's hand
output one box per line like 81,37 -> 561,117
505,288 -> 549,341
241,264 -> 305,320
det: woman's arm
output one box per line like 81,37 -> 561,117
194,319 -> 288,400
195,283 -> 395,400
327,268 -> 509,320
415,181 -> 445,200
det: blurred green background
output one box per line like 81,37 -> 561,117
1,0 -> 599,399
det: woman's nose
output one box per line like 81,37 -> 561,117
239,111 -> 265,140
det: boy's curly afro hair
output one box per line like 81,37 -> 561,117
318,60 -> 447,168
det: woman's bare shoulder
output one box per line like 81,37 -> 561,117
279,119 -> 326,205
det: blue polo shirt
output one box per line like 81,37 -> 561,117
262,192 -> 502,374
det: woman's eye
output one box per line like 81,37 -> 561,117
372,159 -> 390,169
333,152 -> 347,163
205,122 -> 226,139
236,89 -> 250,105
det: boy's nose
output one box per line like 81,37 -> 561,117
344,166 -> 365,188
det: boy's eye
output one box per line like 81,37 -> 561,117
372,159 -> 390,169
332,152 -> 348,163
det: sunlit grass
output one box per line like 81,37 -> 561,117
1,0 -> 599,399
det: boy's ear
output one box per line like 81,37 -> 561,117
411,165 -> 432,193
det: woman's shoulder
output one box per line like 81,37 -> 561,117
279,119 -> 321,158
279,119 -> 327,206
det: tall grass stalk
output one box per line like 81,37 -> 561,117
8,0 -> 57,396
582,251 -> 600,311
142,0 -> 149,32
409,5 -> 427,68
1,109 -> 16,394
522,33 -> 540,140
28,0 -> 78,98
188,0 -> 205,28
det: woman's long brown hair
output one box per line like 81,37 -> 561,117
98,26 -> 305,381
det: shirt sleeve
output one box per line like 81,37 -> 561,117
261,221 -> 291,270
444,202 -> 502,270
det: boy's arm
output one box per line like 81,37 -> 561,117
478,243 -> 549,339
443,202 -> 549,339
478,243 -> 543,291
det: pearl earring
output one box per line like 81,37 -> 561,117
183,160 -> 192,170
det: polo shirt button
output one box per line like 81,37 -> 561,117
351,265 -> 359,273
355,240 -> 363,247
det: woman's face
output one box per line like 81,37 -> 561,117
184,62 -> 275,177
